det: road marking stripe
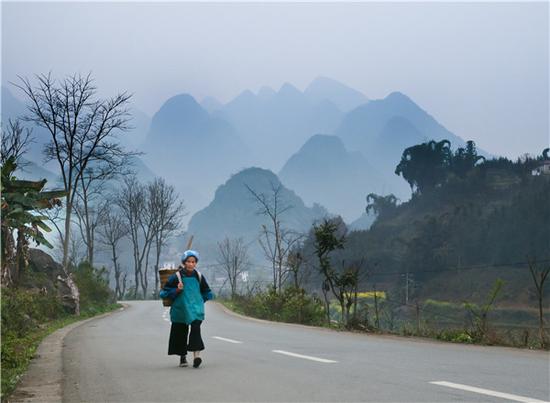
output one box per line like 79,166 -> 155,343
430,381 -> 549,403
212,336 -> 243,344
272,350 -> 337,363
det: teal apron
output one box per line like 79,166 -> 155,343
170,273 -> 205,324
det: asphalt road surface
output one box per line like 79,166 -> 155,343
62,301 -> 550,402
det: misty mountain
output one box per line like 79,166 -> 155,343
279,134 -> 385,222
122,106 -> 150,149
2,87 -> 27,121
1,87 -> 52,164
201,96 -> 224,114
257,86 -> 276,101
304,76 -> 369,113
141,94 -> 251,214
348,212 -> 376,231
335,91 -> 467,158
186,167 -> 328,261
217,80 -> 346,170
332,91 -> 481,201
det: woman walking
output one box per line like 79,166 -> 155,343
160,250 -> 214,368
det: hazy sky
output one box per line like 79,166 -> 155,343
2,1 -> 548,158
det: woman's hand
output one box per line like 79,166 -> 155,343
177,282 -> 184,290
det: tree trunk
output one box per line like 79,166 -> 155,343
62,195 -> 72,271
154,243 -> 161,298
111,244 -> 121,299
142,241 -> 152,299
322,283 -> 331,326
539,292 -> 546,348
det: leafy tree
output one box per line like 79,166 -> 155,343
313,218 -> 357,327
451,141 -> 485,178
366,193 -> 399,220
395,139 -> 452,194
1,157 -> 65,286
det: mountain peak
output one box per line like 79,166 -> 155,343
279,82 -> 302,96
385,91 -> 414,105
161,94 -> 202,113
300,134 -> 346,153
304,77 -> 368,112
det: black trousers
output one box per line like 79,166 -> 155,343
168,320 -> 204,356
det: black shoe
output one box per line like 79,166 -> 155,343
193,357 -> 202,368
179,356 -> 188,367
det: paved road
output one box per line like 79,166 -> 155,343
63,301 -> 549,402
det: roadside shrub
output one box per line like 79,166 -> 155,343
73,262 -> 115,311
436,329 -> 474,343
1,287 -> 65,399
1,287 -> 64,337
231,287 -> 325,326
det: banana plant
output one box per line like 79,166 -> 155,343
1,156 -> 66,286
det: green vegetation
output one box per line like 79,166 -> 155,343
1,156 -> 65,287
1,263 -> 118,400
221,141 -> 549,349
223,287 -> 325,326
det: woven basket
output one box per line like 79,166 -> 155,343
159,268 -> 179,307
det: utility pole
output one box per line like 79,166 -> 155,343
405,269 -> 409,305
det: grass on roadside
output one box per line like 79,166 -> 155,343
1,285 -> 120,401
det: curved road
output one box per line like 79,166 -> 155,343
63,301 -> 549,402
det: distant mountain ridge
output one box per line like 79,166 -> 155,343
186,167 -> 328,260
304,76 -> 369,112
142,93 -> 251,215
279,134 -> 385,222
215,78 -> 366,170
4,79 -> 488,226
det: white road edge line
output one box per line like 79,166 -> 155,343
212,336 -> 243,344
430,381 -> 549,403
272,350 -> 338,363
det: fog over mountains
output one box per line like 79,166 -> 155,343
3,76 -> 481,240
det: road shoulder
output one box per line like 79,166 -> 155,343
9,305 -> 127,403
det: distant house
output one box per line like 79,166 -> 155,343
532,160 -> 550,176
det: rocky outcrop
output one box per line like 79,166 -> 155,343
26,249 -> 80,315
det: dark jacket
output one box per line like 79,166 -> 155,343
160,268 -> 214,324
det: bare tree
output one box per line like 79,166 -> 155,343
98,208 -> 128,300
54,229 -> 86,271
116,176 -> 156,299
15,73 -> 132,272
1,119 -> 34,167
148,178 -> 186,298
527,257 -> 550,348
217,237 -> 250,298
74,194 -> 109,267
74,153 -> 136,267
246,182 -> 296,293
286,248 -> 304,289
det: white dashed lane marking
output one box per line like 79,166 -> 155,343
272,350 -> 338,363
430,381 -> 550,403
212,336 -> 243,344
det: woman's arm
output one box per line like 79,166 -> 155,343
159,273 -> 180,300
199,275 -> 214,302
